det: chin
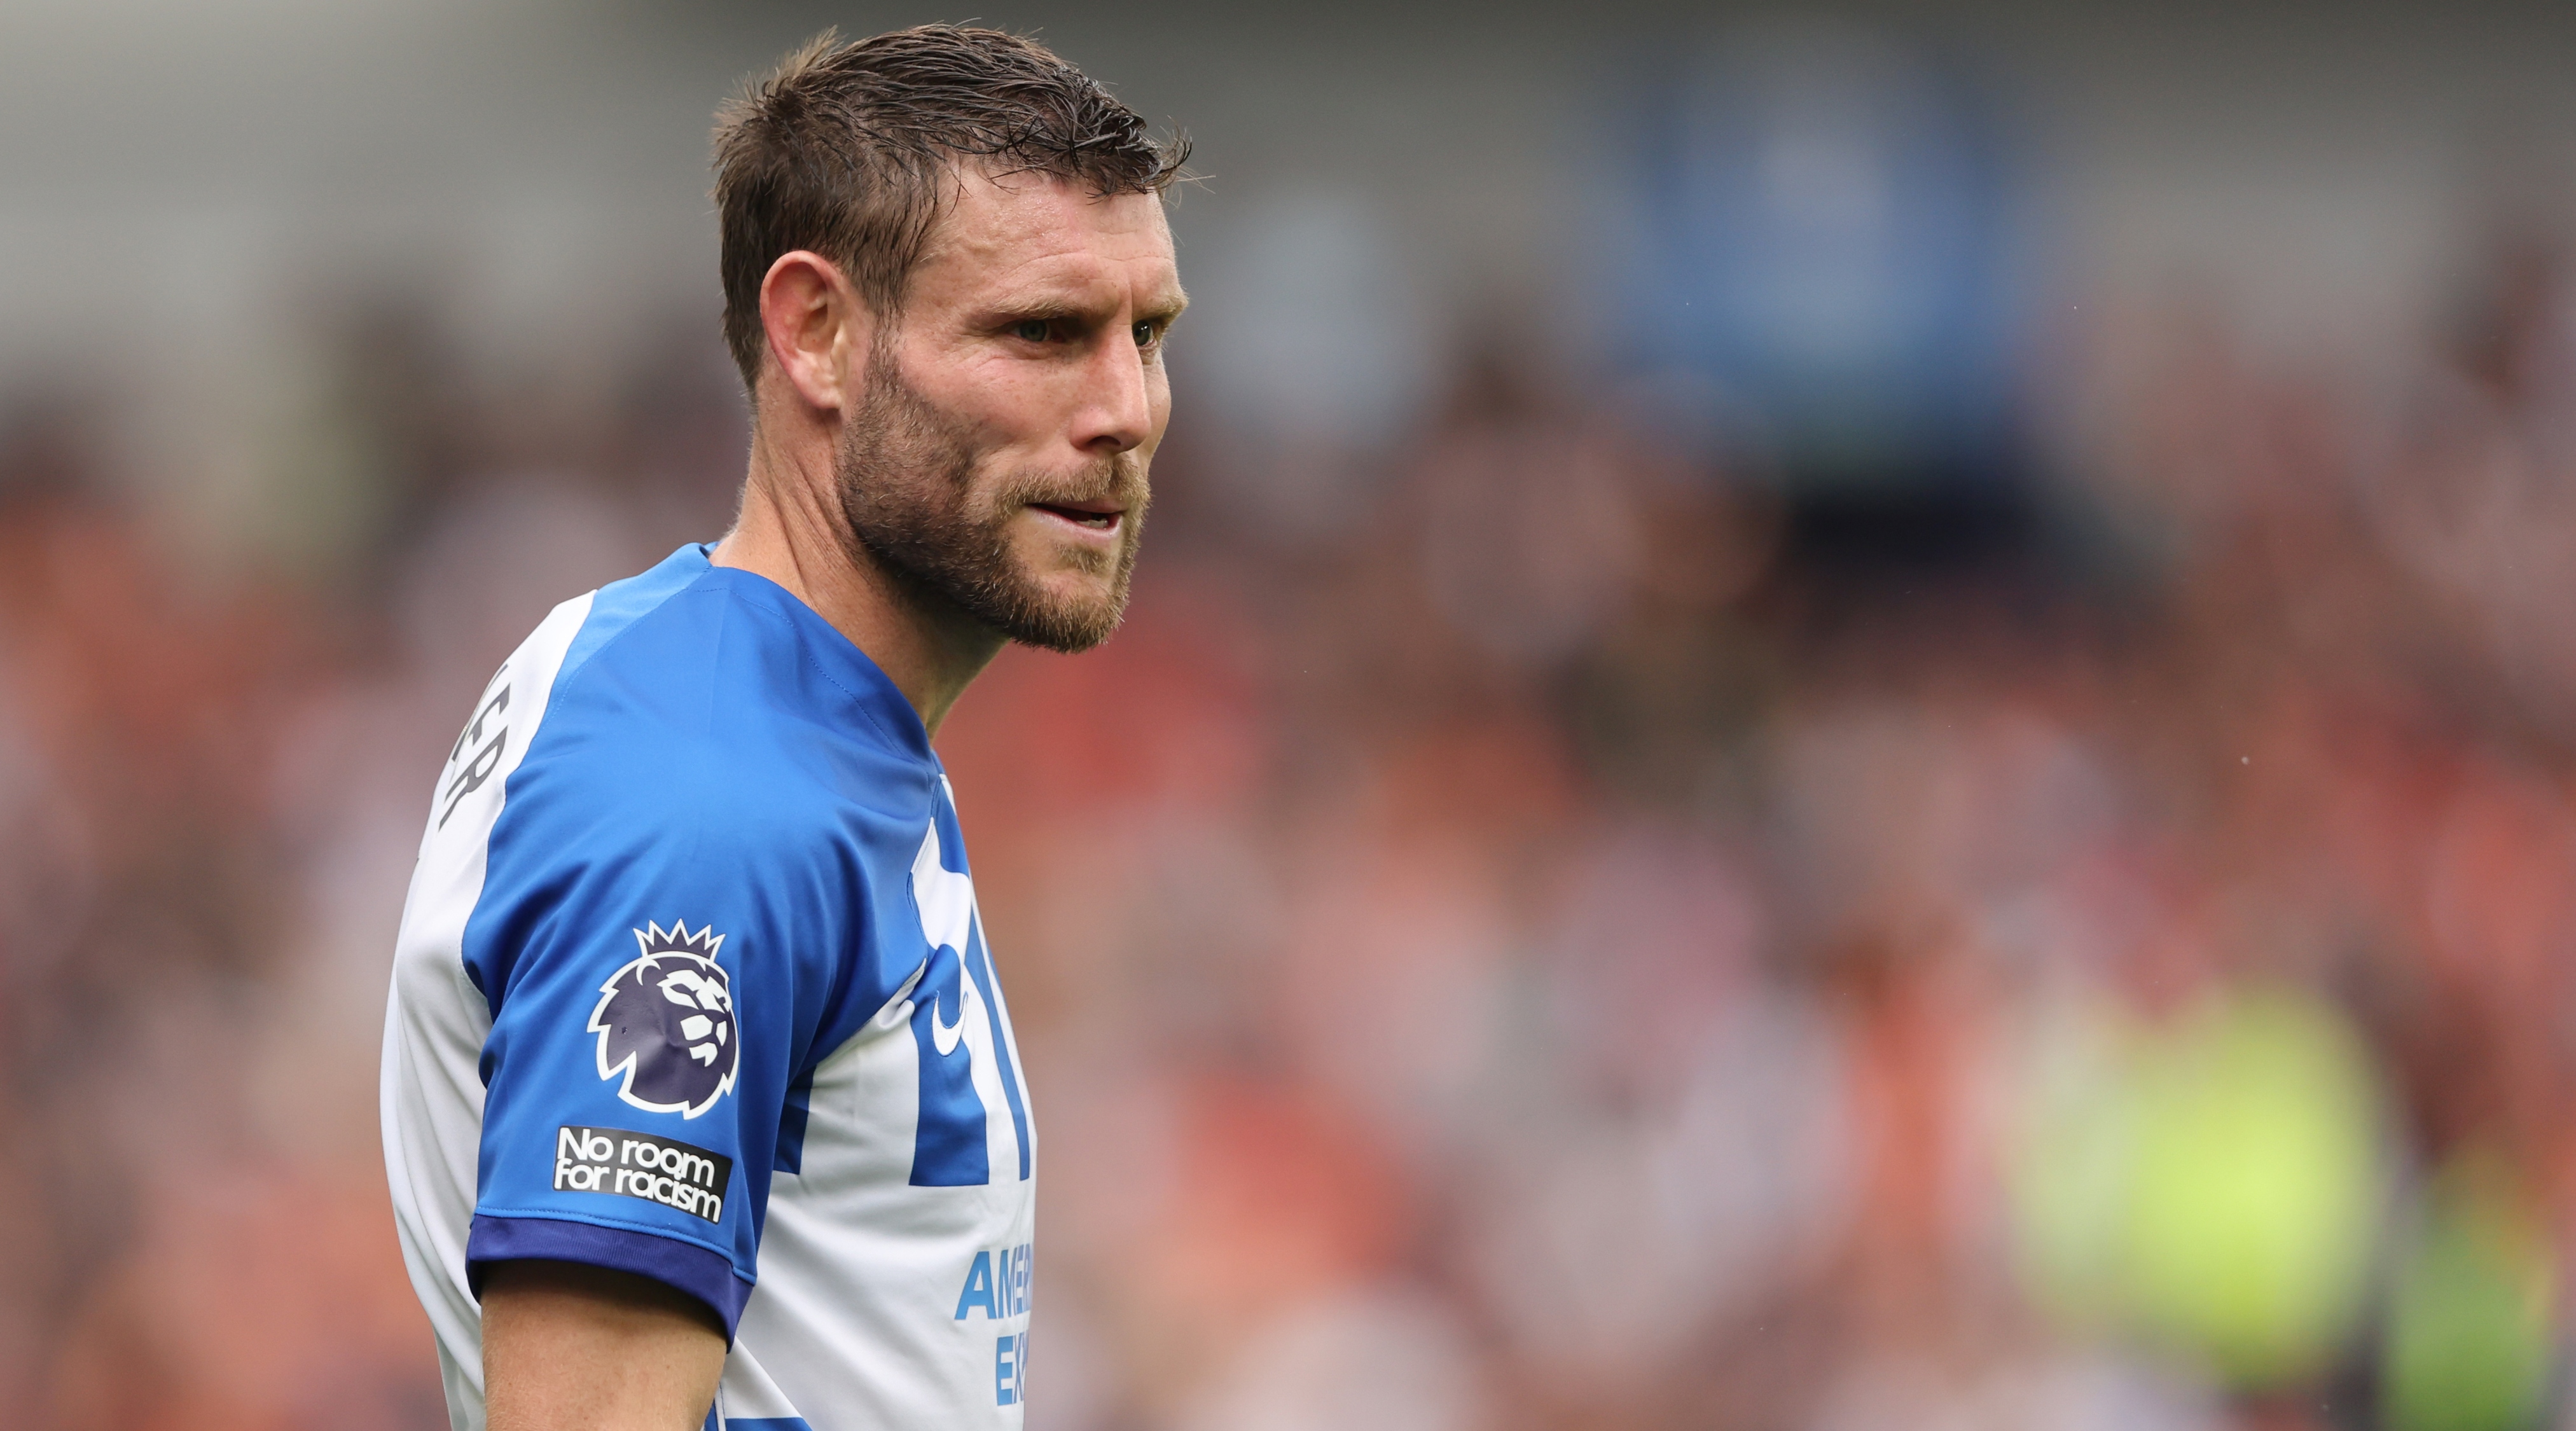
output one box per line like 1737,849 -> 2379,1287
1030,572 -> 1123,619
1001,569 -> 1130,653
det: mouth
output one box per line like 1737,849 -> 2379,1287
1030,499 -> 1125,533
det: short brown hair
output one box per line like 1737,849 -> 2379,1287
712,25 -> 1190,393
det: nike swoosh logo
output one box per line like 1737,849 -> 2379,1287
932,997 -> 968,1056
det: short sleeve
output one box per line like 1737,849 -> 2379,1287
460,789 -> 855,1338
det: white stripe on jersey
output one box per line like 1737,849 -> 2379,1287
380,591 -> 595,1431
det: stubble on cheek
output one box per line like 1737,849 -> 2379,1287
831,354 -> 1149,654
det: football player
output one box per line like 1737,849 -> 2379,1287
380,25 -> 1187,1430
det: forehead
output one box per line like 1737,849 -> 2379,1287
910,169 -> 1179,310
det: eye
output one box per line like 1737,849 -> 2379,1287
1011,318 -> 1052,343
1132,321 -> 1160,349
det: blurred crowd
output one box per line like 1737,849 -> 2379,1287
0,207 -> 2572,1431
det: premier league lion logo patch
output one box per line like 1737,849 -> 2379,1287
589,921 -> 738,1118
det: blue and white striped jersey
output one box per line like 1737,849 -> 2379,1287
382,544 -> 1037,1431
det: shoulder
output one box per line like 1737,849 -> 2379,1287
497,553 -> 943,875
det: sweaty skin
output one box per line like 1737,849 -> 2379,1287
478,169 -> 1182,1428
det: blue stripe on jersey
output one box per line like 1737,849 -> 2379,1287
906,937 -> 989,1186
967,937 -> 1032,1180
774,1067 -> 814,1175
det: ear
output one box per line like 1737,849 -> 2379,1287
757,250 -> 873,416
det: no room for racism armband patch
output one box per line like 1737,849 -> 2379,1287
553,1124 -> 733,1225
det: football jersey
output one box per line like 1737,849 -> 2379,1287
381,544 -> 1037,1431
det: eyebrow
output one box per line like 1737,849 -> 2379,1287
1137,287 -> 1190,326
989,285 -> 1189,327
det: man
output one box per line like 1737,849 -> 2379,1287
380,25 -> 1188,1430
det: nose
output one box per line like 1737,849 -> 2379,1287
1069,329 -> 1154,455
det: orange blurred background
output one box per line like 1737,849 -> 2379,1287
1,4 -> 2572,1428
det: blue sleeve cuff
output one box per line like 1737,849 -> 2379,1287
467,1213 -> 752,1340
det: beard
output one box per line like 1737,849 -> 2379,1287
833,347 -> 1149,654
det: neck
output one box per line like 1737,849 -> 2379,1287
712,415 -> 1004,740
